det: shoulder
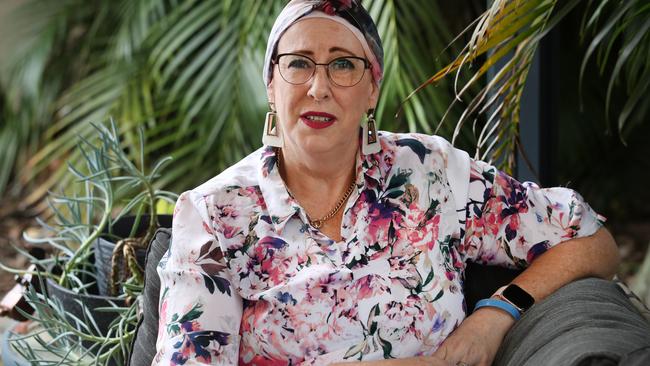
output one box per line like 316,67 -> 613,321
378,132 -> 473,215
179,147 -> 266,216
378,131 -> 470,170
193,147 -> 264,195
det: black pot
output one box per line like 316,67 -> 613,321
46,271 -> 128,335
44,269 -> 127,365
93,214 -> 172,296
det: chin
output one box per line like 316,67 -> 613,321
292,133 -> 351,157
297,136 -> 335,155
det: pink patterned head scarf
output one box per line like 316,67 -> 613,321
263,0 -> 384,88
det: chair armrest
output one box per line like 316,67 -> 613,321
494,278 -> 650,366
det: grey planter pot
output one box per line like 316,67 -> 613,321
45,275 -> 128,337
43,273 -> 127,366
93,214 -> 172,296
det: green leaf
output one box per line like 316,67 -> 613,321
432,289 -> 444,302
387,171 -> 409,191
423,268 -> 435,287
379,335 -> 393,359
178,303 -> 203,323
385,190 -> 404,199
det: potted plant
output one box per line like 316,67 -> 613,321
0,120 -> 177,365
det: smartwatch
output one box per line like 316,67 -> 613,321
493,284 -> 535,313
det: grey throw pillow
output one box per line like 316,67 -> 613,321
128,228 -> 171,366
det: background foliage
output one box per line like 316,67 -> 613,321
0,0 -> 649,280
0,0 -> 481,215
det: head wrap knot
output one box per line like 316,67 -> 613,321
317,0 -> 353,15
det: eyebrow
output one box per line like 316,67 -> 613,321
288,46 -> 358,56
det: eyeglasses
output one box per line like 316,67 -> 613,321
273,53 -> 370,87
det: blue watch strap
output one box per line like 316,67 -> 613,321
474,298 -> 521,321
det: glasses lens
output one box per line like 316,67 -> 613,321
328,57 -> 366,87
277,55 -> 315,84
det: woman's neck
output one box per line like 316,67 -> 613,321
278,144 -> 357,208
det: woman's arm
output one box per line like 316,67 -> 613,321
152,191 -> 243,365
329,356 -> 450,366
425,154 -> 619,366
331,228 -> 619,366
432,227 -> 619,366
508,227 -> 619,299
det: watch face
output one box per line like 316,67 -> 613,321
502,284 -> 535,310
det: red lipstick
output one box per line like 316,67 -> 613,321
300,111 -> 336,129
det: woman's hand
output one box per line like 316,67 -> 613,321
432,307 -> 515,366
329,355 -> 451,365
327,308 -> 514,366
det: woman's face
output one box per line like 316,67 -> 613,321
267,17 -> 379,158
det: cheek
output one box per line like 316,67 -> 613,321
341,89 -> 371,119
271,72 -> 299,111
275,86 -> 301,117
348,81 -> 373,108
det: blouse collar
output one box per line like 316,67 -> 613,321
257,137 -> 385,233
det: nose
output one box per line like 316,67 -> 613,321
307,66 -> 331,102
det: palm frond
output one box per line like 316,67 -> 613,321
409,0 -> 587,174
3,0 -> 464,209
580,0 -> 650,139
366,0 -> 464,137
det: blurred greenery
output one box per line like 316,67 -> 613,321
553,3 -> 650,221
0,0 -> 648,333
0,0 -> 479,214
0,0 -> 648,225
409,0 -> 649,176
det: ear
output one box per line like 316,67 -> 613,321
368,81 -> 379,110
266,78 -> 275,106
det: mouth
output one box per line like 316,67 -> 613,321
300,111 -> 336,129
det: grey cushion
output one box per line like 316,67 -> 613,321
618,346 -> 650,366
128,228 -> 171,366
493,278 -> 650,366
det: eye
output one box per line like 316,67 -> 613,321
287,58 -> 311,69
330,58 -> 356,70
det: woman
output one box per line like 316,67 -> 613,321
152,1 -> 621,365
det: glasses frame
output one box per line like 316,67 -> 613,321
273,53 -> 371,87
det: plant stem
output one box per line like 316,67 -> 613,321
59,197 -> 111,286
144,180 -> 157,245
0,262 -> 60,281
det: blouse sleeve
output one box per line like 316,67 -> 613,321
458,159 -> 605,268
152,190 -> 242,365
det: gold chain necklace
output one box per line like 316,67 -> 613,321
276,148 -> 356,229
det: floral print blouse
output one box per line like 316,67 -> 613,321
152,132 -> 603,365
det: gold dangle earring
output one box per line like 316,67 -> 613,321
262,102 -> 283,147
362,108 -> 380,154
